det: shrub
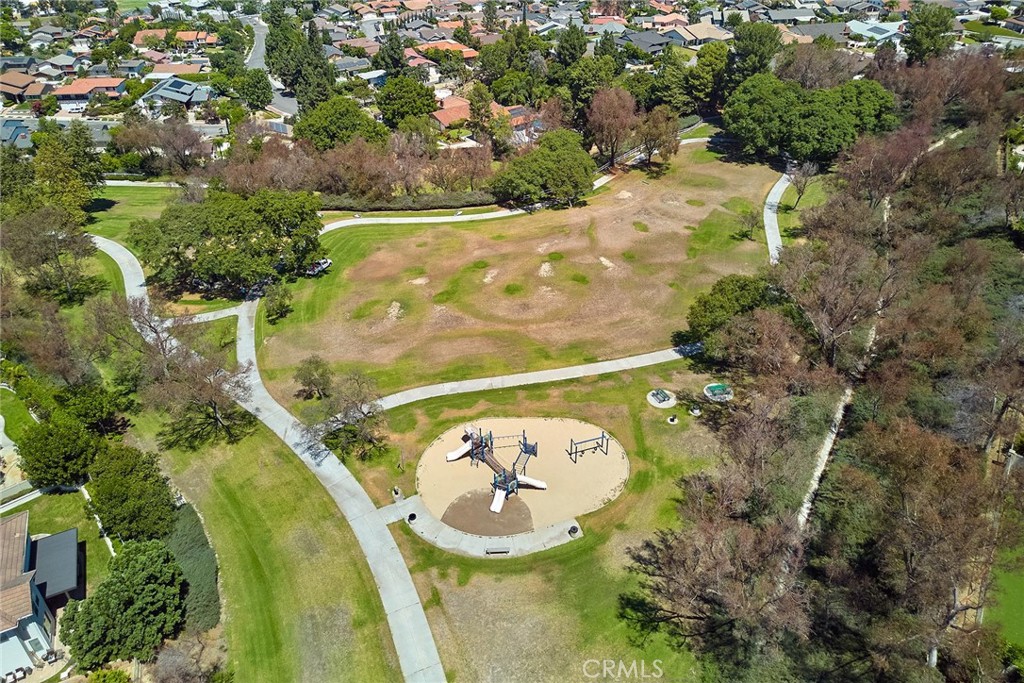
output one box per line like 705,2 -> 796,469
318,190 -> 495,212
164,505 -> 221,632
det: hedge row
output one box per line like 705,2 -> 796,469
164,504 -> 221,632
319,190 -> 496,211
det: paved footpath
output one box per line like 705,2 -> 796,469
92,238 -> 446,683
762,173 -> 790,265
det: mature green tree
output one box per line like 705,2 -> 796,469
294,354 -> 335,398
293,95 -> 389,151
56,383 -> 129,436
32,139 -> 94,225
492,70 -> 532,105
565,55 -> 618,127
295,21 -> 337,111
990,5 -> 1010,22
594,31 -> 622,68
0,205 -> 98,303
491,129 -> 596,206
88,444 -> 176,541
729,22 -> 783,88
556,23 -> 587,67
788,88 -> 859,163
723,73 -> 801,158
832,78 -> 898,133
18,412 -> 98,487
61,541 -> 185,671
130,190 -> 324,293
373,29 -> 407,76
263,281 -> 292,321
467,81 -> 496,138
637,105 -> 680,167
483,0 -> 499,31
904,4 -> 955,64
620,70 -> 657,112
237,68 -> 273,110
375,75 -> 436,127
684,274 -> 772,340
662,42 -> 728,114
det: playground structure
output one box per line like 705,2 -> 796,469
566,431 -> 609,464
446,427 -> 548,513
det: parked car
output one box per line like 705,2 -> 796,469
306,258 -> 333,276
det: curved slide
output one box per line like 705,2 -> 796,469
490,488 -> 508,513
516,474 -> 548,490
446,439 -> 472,462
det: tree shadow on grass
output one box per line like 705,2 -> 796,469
157,408 -> 257,451
84,197 -> 116,215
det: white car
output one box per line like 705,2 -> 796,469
306,258 -> 333,276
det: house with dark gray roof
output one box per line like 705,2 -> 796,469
615,29 -> 673,55
138,76 -> 213,116
0,512 -> 81,680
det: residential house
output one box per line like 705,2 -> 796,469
138,76 -> 212,114
89,59 -> 147,78
0,119 -> 36,148
0,56 -> 37,72
653,12 -> 690,28
430,94 -> 505,130
1005,16 -> 1024,32
45,53 -> 87,76
144,62 -> 203,80
415,39 -> 479,61
335,55 -> 372,77
845,19 -> 905,44
341,37 -> 381,57
0,512 -> 82,679
676,22 -> 734,45
0,71 -> 42,102
791,22 -> 850,44
357,69 -> 388,87
615,29 -> 673,55
767,7 -> 818,23
28,33 -> 55,51
140,50 -> 171,63
132,28 -> 169,48
175,30 -> 220,49
52,77 -> 126,110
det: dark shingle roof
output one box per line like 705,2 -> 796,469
29,528 -> 80,598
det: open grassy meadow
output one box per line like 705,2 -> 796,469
87,186 -> 176,243
258,143 -> 778,405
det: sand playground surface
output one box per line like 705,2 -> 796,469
416,417 -> 630,536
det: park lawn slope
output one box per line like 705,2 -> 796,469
1,387 -> 35,444
87,186 -> 175,243
127,413 -> 400,683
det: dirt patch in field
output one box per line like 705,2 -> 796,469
262,143 -> 778,400
441,488 -> 534,535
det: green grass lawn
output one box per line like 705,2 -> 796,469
114,0 -> 156,10
321,205 -> 500,223
991,556 -> 1024,646
87,186 -> 175,243
193,316 -> 239,370
1,387 -> 35,445
777,177 -> 830,241
963,20 -> 1021,37
2,492 -> 113,591
127,413 -> 399,682
680,122 -> 722,140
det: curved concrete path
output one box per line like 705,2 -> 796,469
762,173 -> 790,265
91,238 -> 446,683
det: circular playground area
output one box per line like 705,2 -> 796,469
416,417 -> 630,537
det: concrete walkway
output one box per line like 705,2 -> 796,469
377,346 -> 700,412
0,488 -> 42,514
91,239 -> 446,683
380,495 -> 584,558
762,172 -> 790,265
